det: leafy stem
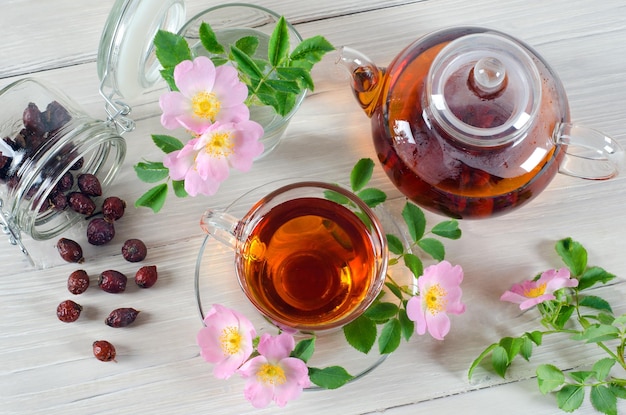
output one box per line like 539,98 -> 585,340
469,238 -> 626,414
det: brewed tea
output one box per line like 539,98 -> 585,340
237,197 -> 376,329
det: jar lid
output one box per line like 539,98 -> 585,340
97,0 -> 186,100
426,33 -> 542,147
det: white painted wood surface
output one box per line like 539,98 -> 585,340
1,0 -> 626,414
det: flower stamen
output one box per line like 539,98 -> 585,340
524,282 -> 547,298
257,363 -> 287,386
424,283 -> 447,315
205,131 -> 235,157
192,91 -> 221,121
220,326 -> 243,356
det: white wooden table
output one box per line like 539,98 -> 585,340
2,1 -> 626,414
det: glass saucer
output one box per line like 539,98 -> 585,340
193,179 -> 413,390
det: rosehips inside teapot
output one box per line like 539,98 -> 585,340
339,27 -> 623,219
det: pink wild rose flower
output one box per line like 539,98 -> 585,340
159,56 -> 250,133
238,333 -> 311,408
500,267 -> 579,310
406,261 -> 465,340
196,304 -> 256,379
163,120 -> 264,196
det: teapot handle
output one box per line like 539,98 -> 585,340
556,123 -> 624,180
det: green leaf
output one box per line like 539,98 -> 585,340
593,358 -> 616,381
264,79 -> 301,94
172,180 -> 187,198
198,22 -> 225,55
519,336 -> 534,361
235,35 -> 258,57
152,134 -> 184,154
555,237 -> 587,276
403,253 -> 423,279
402,202 -> 426,242
537,364 -> 566,394
351,158 -> 374,192
357,188 -> 387,208
365,302 -> 399,322
468,343 -> 498,379
292,338 -> 315,363
134,161 -> 169,183
159,67 -> 177,91
579,295 -> 613,313
290,35 -> 335,70
275,66 -> 314,90
323,189 -> 351,205
417,238 -> 445,261
573,324 -> 620,343
554,305 -> 576,330
398,308 -> 414,341
135,184 -> 168,213
230,44 -> 264,79
378,318 -> 402,354
386,234 -> 404,255
526,330 -> 544,346
308,366 -> 353,390
153,29 -> 192,69
590,385 -> 617,415
568,371 -> 594,383
431,220 -> 462,240
385,281 -> 403,300
556,385 -> 585,412
498,337 -> 523,363
578,266 -> 616,291
608,383 -> 626,399
492,345 -> 510,378
343,315 -> 377,354
268,16 -> 290,66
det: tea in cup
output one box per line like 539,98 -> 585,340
200,181 -> 388,332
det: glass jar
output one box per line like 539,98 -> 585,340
0,0 -> 186,268
0,79 -> 126,267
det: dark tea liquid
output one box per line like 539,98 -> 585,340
359,28 -> 569,218
237,197 -> 376,329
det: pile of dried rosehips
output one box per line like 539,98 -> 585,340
54,174 -> 159,362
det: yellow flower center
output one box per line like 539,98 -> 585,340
219,326 -> 243,356
424,283 -> 447,315
524,282 -> 547,298
257,363 -> 287,386
205,131 -> 234,157
192,91 -> 221,121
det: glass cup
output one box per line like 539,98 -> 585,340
199,181 -> 388,332
178,3 -> 307,157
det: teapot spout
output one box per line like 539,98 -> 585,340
336,46 -> 384,117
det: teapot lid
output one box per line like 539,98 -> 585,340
426,32 -> 542,147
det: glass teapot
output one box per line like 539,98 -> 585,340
339,27 -> 623,219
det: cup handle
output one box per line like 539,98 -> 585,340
556,122 -> 624,180
200,209 -> 239,249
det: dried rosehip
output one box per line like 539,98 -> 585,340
57,238 -> 84,263
98,270 -> 127,293
49,191 -> 68,211
57,299 -> 82,322
70,157 -> 84,171
55,171 -> 74,193
68,192 -> 96,216
77,173 -> 102,197
23,103 -> 46,135
43,101 -> 71,132
93,340 -> 116,362
121,239 -> 147,262
135,265 -> 158,288
102,196 -> 126,222
67,269 -> 90,294
105,308 -> 140,328
87,218 -> 115,246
